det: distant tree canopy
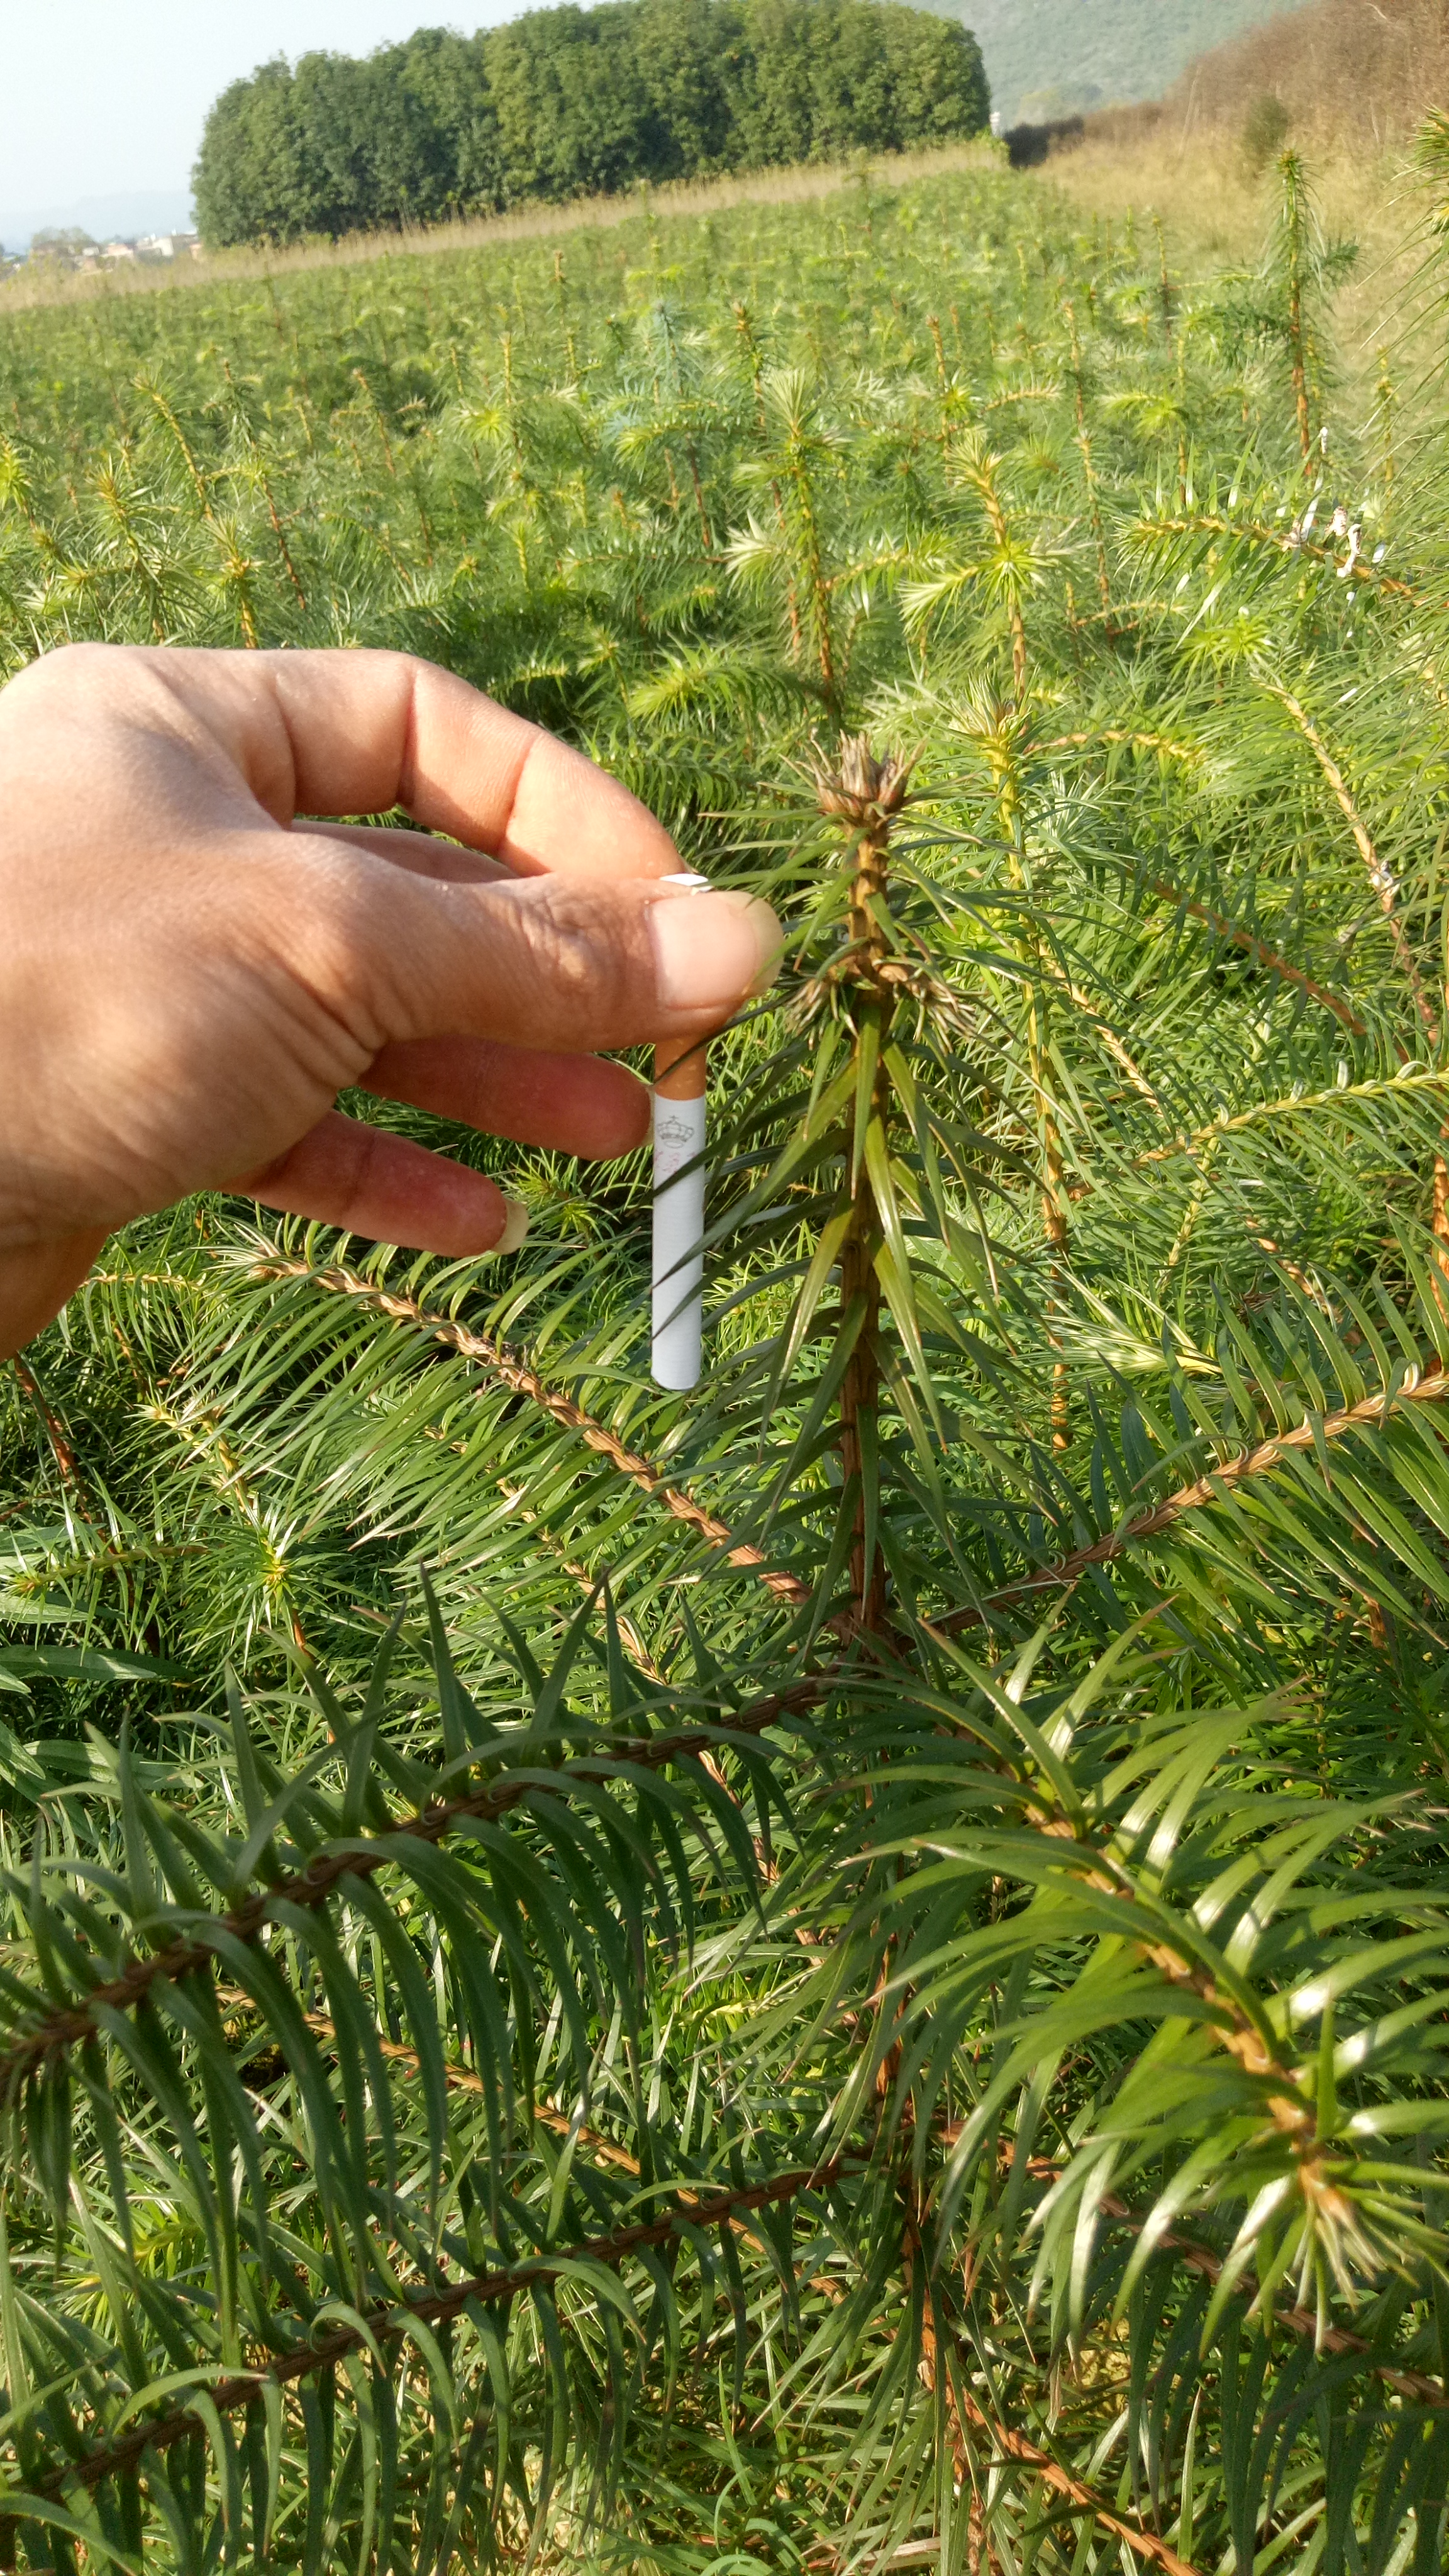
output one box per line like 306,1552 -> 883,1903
192,0 -> 990,247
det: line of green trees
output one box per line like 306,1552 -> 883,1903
192,0 -> 991,247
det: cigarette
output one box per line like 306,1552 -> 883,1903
652,872 -> 712,1390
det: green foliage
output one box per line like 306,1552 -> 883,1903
1241,90 -> 1291,174
6,137 -> 1449,2570
192,1 -> 991,249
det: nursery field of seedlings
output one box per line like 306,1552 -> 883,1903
7,133 -> 1449,2574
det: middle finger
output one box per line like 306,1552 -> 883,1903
358,1035 -> 650,1161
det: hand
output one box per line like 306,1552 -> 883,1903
0,645 -> 780,1358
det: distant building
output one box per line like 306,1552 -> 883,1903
26,227 -> 97,270
11,226 -> 203,279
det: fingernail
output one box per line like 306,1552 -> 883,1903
650,888 -> 782,1013
495,1197 -> 530,1254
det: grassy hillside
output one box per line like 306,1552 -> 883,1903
936,0 -> 1316,126
1036,0 -> 1449,298
1164,0 -> 1449,139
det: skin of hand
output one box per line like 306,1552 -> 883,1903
0,643 -> 782,1360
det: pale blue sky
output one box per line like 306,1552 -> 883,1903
3,1 -> 513,219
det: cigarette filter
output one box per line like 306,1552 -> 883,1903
652,1037 -> 707,1389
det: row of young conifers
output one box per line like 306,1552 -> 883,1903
5,142 -> 1449,2574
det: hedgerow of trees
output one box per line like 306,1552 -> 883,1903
192,0 -> 991,248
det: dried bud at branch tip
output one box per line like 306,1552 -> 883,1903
812,731 -> 919,826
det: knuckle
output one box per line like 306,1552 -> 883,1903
515,879 -> 649,1026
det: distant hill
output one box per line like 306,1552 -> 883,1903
0,189 -> 195,258
921,0 -> 1317,128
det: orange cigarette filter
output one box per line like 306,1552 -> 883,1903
652,1036 -> 709,1099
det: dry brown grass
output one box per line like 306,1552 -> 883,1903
1033,0 -> 1447,394
1034,1 -> 1446,403
1174,0 -> 1449,150
1037,0 -> 1446,258
1043,125 -> 1414,272
1043,130 -> 1429,408
0,138 -> 996,314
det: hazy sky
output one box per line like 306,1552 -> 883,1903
3,1 -> 513,209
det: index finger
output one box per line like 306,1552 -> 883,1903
164,646 -> 683,884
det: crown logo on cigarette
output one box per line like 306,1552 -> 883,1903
656,1115 -> 696,1147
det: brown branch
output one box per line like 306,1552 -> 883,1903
295,2018 -> 1446,2431
1144,880 -> 1370,1038
9,1358 -> 94,1524
1260,680 -> 1439,1040
0,1677 -> 828,2101
16,2143 -> 1291,2576
938,1348 -> 1449,1633
297,2009 -> 1448,2418
1050,977 -> 1160,1107
994,1801 -> 1319,2147
1099,2187 -> 1445,2409
814,735 -> 917,1628
904,2184 -> 1206,2576
414,1423 -> 669,1677
1133,512 -> 1421,606
1074,1067 -> 1449,1184
985,2151 -> 1446,2410
1034,774 -> 1399,1046
494,1474 -> 668,1680
21,2161 -> 843,2507
1025,780 -> 1375,1035
249,1254 -> 813,1614
1435,1155 -> 1449,1324
289,2007 -> 777,2250
950,2370 -> 1205,2576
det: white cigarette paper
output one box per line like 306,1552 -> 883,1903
652,870 -> 711,1391
652,1088 -> 706,1389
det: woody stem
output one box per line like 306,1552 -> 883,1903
840,811 -> 894,1629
